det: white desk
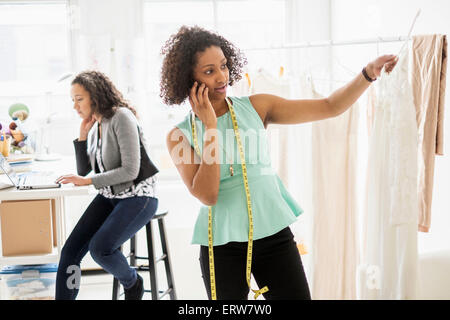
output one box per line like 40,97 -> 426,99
0,156 -> 94,267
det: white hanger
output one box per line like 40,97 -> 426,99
397,9 -> 421,57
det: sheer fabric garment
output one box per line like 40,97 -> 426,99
358,50 -> 419,299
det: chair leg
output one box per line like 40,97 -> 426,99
112,277 -> 120,300
111,214 -> 176,300
112,245 -> 123,300
158,218 -> 177,300
130,235 -> 137,267
146,221 -> 159,300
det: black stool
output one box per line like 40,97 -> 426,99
112,210 -> 176,300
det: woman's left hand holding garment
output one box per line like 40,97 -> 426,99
365,54 -> 398,79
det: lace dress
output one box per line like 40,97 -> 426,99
358,48 -> 419,299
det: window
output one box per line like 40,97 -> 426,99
215,0 -> 286,71
0,1 -> 70,95
0,1 -> 72,155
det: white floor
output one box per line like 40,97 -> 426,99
77,273 -> 114,300
77,272 -> 171,300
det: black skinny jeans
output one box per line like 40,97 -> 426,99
200,227 -> 311,300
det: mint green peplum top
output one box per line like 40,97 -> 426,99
175,96 -> 303,246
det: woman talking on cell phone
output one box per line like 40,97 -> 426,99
55,71 -> 159,300
162,25 -> 397,300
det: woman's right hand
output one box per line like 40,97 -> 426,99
189,82 -> 217,128
79,115 -> 96,141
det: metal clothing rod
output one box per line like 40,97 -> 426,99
244,9 -> 421,52
243,36 -> 411,52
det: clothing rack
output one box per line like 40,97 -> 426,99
242,36 -> 411,52
244,9 -> 421,52
242,35 -> 411,82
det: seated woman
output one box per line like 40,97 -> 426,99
55,70 -> 159,300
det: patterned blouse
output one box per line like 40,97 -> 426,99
95,137 -> 157,199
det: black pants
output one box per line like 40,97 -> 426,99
199,227 -> 311,300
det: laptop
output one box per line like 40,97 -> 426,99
0,154 -> 61,190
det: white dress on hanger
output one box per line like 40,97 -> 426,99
250,69 -> 297,187
358,48 -> 419,299
305,76 -> 359,300
250,69 -> 313,280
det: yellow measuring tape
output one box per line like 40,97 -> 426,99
191,98 -> 268,300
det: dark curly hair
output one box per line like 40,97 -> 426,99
72,70 -> 137,119
160,25 -> 247,105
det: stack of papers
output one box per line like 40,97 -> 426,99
7,154 -> 34,172
7,154 -> 34,164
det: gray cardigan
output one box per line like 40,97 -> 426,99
73,107 -> 154,194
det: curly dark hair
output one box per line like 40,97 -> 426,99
160,25 -> 247,105
72,70 -> 137,119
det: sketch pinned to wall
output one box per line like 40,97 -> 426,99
115,38 -> 145,94
77,35 -> 112,74
114,38 -> 146,117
